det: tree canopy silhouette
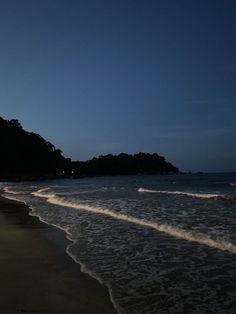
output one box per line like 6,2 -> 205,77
72,152 -> 179,177
0,117 -> 71,179
0,117 -> 179,180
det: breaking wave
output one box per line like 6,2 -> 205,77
32,188 -> 236,254
138,187 -> 223,199
3,187 -> 23,195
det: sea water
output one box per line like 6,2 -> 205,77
2,173 -> 236,314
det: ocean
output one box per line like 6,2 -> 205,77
2,173 -> 236,314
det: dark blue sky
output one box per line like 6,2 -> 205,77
1,0 -> 236,172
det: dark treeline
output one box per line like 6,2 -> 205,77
0,117 -> 179,180
0,117 -> 71,179
72,153 -> 179,177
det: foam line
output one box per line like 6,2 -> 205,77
3,189 -> 122,314
138,187 -> 222,199
32,189 -> 236,254
3,187 -> 22,195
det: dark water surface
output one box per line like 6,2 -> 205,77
2,173 -> 236,314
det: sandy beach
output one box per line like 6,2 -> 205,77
0,194 -> 116,314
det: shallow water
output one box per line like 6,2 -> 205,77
2,173 -> 236,314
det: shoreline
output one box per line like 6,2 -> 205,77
4,192 -> 120,314
0,194 -> 117,314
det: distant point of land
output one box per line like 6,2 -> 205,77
72,153 -> 179,177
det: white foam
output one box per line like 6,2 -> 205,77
138,187 -> 221,199
2,190 -> 122,314
32,189 -> 236,254
32,188 -> 56,199
2,194 -> 27,205
3,187 -> 22,195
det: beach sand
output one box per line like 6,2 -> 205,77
0,195 -> 117,314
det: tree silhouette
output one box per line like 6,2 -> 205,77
0,117 -> 179,180
0,117 -> 72,179
72,152 -> 178,177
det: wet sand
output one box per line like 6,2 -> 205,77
0,195 -> 117,314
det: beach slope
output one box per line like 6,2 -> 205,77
0,195 -> 116,314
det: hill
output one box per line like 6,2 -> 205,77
0,117 -> 179,180
72,153 -> 179,177
0,117 -> 71,179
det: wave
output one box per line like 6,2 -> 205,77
32,187 -> 57,198
32,188 -> 236,254
209,182 -> 236,188
138,188 -> 223,199
3,187 -> 23,195
2,188 -> 121,314
30,189 -> 122,314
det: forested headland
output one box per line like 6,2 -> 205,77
72,153 -> 178,177
0,117 -> 71,180
0,117 -> 179,180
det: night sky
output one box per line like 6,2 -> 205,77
0,0 -> 235,172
